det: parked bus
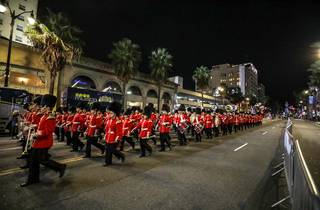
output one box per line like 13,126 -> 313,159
0,88 -> 32,134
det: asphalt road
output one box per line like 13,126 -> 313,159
292,120 -> 320,189
0,120 -> 284,210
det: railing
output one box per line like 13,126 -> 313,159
275,118 -> 320,209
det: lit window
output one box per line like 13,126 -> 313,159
16,24 -> 24,32
15,35 -> 22,42
19,4 -> 26,11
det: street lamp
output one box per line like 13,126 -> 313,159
1,0 -> 35,87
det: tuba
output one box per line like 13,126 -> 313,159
225,105 -> 233,112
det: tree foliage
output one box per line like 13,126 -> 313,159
25,10 -> 82,94
149,48 -> 173,111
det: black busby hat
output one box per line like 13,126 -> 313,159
33,95 -> 42,106
56,107 -> 62,113
162,104 -> 170,113
40,94 -> 57,108
187,107 -> 192,112
124,108 -> 132,116
76,101 -> 87,109
91,102 -> 100,111
144,105 -> 152,118
23,103 -> 30,110
178,104 -> 186,111
69,106 -> 76,113
108,101 -> 122,116
195,107 -> 201,115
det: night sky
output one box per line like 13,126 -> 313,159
39,0 -> 320,104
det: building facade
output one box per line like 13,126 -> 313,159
0,0 -> 38,46
207,63 -> 259,97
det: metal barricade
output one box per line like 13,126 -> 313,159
275,118 -> 320,209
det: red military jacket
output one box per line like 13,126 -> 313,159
122,118 -> 134,137
136,119 -> 153,138
32,113 -> 56,149
176,113 -> 188,129
56,113 -> 63,126
72,112 -> 85,132
220,114 -> 228,125
105,117 -> 123,143
234,115 -> 240,125
96,113 -> 104,129
86,114 -> 97,137
150,113 -> 157,123
204,114 -> 213,129
65,114 -> 73,131
31,112 -> 43,130
193,115 -> 203,126
158,114 -> 171,133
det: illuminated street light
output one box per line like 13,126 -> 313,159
1,0 -> 35,87
27,11 -> 36,25
304,90 -> 309,95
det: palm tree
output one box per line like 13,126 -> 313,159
25,10 -> 83,95
149,48 -> 173,112
193,66 -> 210,108
308,60 -> 320,88
108,38 -> 141,110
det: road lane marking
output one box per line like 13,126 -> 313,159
0,156 -> 84,177
262,131 -> 268,135
234,143 -> 248,152
0,147 -> 21,152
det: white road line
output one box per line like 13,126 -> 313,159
262,131 -> 268,135
0,147 -> 21,152
234,143 -> 248,152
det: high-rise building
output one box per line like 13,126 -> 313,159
257,83 -> 266,103
0,0 -> 38,46
202,63 -> 259,97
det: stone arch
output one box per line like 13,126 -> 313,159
127,85 -> 142,96
147,89 -> 158,98
70,75 -> 97,89
103,80 -> 122,94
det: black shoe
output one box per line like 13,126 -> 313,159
70,150 -> 77,152
20,165 -> 28,169
17,154 -> 28,159
149,150 -> 152,156
121,156 -> 125,163
132,143 -> 135,150
20,181 -> 38,187
159,149 -> 165,152
59,164 -> 66,178
139,155 -> 146,158
83,155 -> 90,158
101,149 -> 105,155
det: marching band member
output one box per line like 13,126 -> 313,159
213,111 -> 221,137
204,110 -> 213,139
104,101 -> 125,166
233,112 -> 240,133
134,105 -> 154,157
54,107 -> 63,141
84,102 -> 105,158
65,107 -> 75,146
176,104 -> 188,146
71,102 -> 86,152
20,94 -> 66,187
120,109 -> 135,151
158,104 -> 172,152
220,112 -> 228,135
59,107 -> 68,142
227,113 -> 233,135
193,107 -> 204,142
